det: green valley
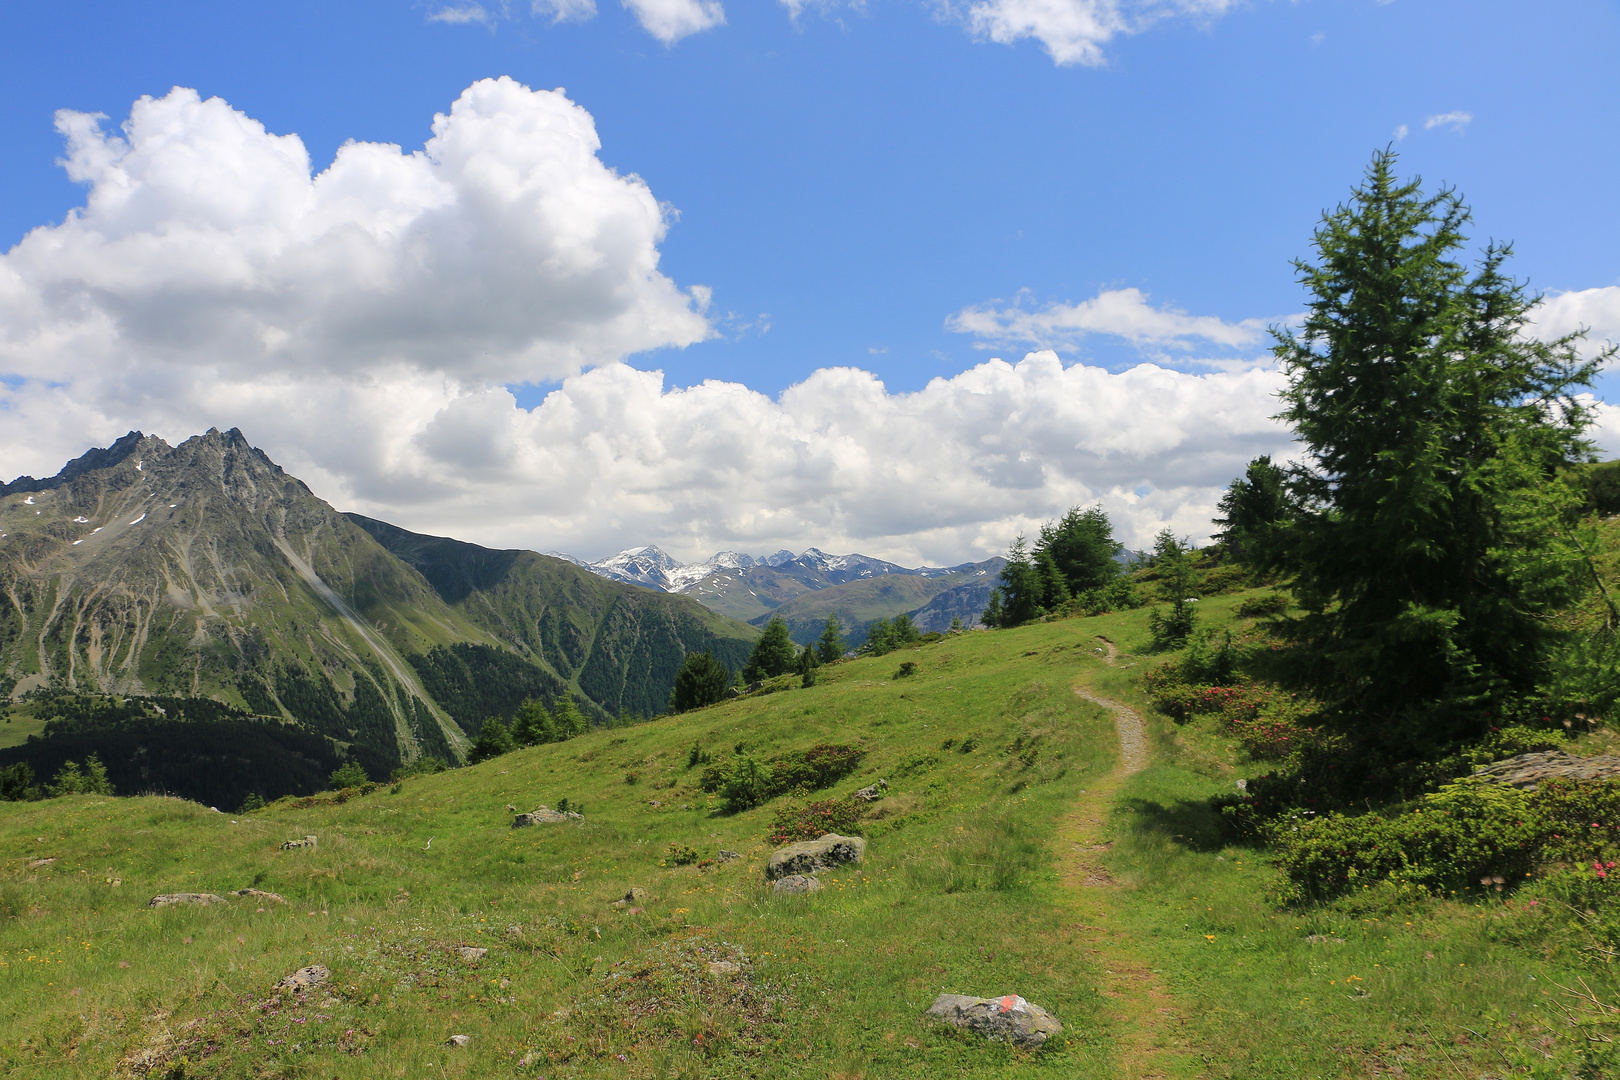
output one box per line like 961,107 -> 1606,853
2,585 -> 1615,1078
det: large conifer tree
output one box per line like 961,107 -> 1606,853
1274,150 -> 1607,735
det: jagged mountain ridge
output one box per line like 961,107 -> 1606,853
560,541 -> 999,628
0,431 -> 759,794
741,557 -> 1007,648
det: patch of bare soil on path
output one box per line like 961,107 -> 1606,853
1057,636 -> 1195,1079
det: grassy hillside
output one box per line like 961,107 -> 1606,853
1,592 -> 1610,1078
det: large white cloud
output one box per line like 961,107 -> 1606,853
0,78 -> 711,395
392,351 -> 1295,561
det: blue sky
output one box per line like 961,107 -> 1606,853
1,0 -> 1617,562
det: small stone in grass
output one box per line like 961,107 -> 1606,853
275,964 -> 330,992
148,893 -> 225,908
447,1034 -> 470,1048
231,888 -> 286,904
610,887 -> 649,909
707,960 -> 741,976
458,946 -> 488,962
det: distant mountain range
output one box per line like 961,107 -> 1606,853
553,543 -> 1005,645
0,430 -> 757,801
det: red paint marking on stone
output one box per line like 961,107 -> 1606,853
999,995 -> 1017,1013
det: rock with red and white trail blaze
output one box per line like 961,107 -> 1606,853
925,993 -> 1062,1048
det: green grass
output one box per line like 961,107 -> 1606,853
0,706 -> 46,750
0,595 -> 1610,1078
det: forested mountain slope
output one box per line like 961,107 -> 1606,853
745,557 -> 1004,647
347,516 -> 756,719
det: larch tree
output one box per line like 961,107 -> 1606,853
1273,149 -> 1608,738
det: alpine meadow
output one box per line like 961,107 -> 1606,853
3,2 -> 1620,1076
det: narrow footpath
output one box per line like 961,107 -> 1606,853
1057,636 -> 1194,1079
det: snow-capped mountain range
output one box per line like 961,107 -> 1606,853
549,545 -> 970,593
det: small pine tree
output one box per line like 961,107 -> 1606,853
672,651 -> 731,712
510,698 -> 555,745
949,615 -> 964,633
239,791 -> 267,813
797,644 -> 821,687
469,718 -> 517,763
995,536 -> 1045,626
1147,530 -> 1199,649
891,613 -> 921,647
863,617 -> 896,656
552,698 -> 588,739
816,615 -> 846,663
0,762 -> 39,802
329,760 -> 369,790
47,760 -> 85,797
82,753 -> 114,796
743,617 -> 798,682
1214,455 -> 1292,565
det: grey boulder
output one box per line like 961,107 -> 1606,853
512,807 -> 581,827
766,834 -> 866,880
925,993 -> 1062,1049
148,892 -> 225,908
771,874 -> 823,895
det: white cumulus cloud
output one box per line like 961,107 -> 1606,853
946,287 -> 1268,352
1530,286 -> 1620,357
622,0 -> 725,43
326,351 -> 1297,561
942,0 -> 1240,68
0,79 -> 711,397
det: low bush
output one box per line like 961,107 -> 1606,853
1237,592 -> 1291,618
701,742 -> 866,813
768,743 -> 865,792
390,756 -> 448,782
767,797 -> 864,844
1271,781 -> 1541,903
1270,775 -> 1620,904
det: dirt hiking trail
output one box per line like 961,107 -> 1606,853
1057,635 -> 1195,1078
